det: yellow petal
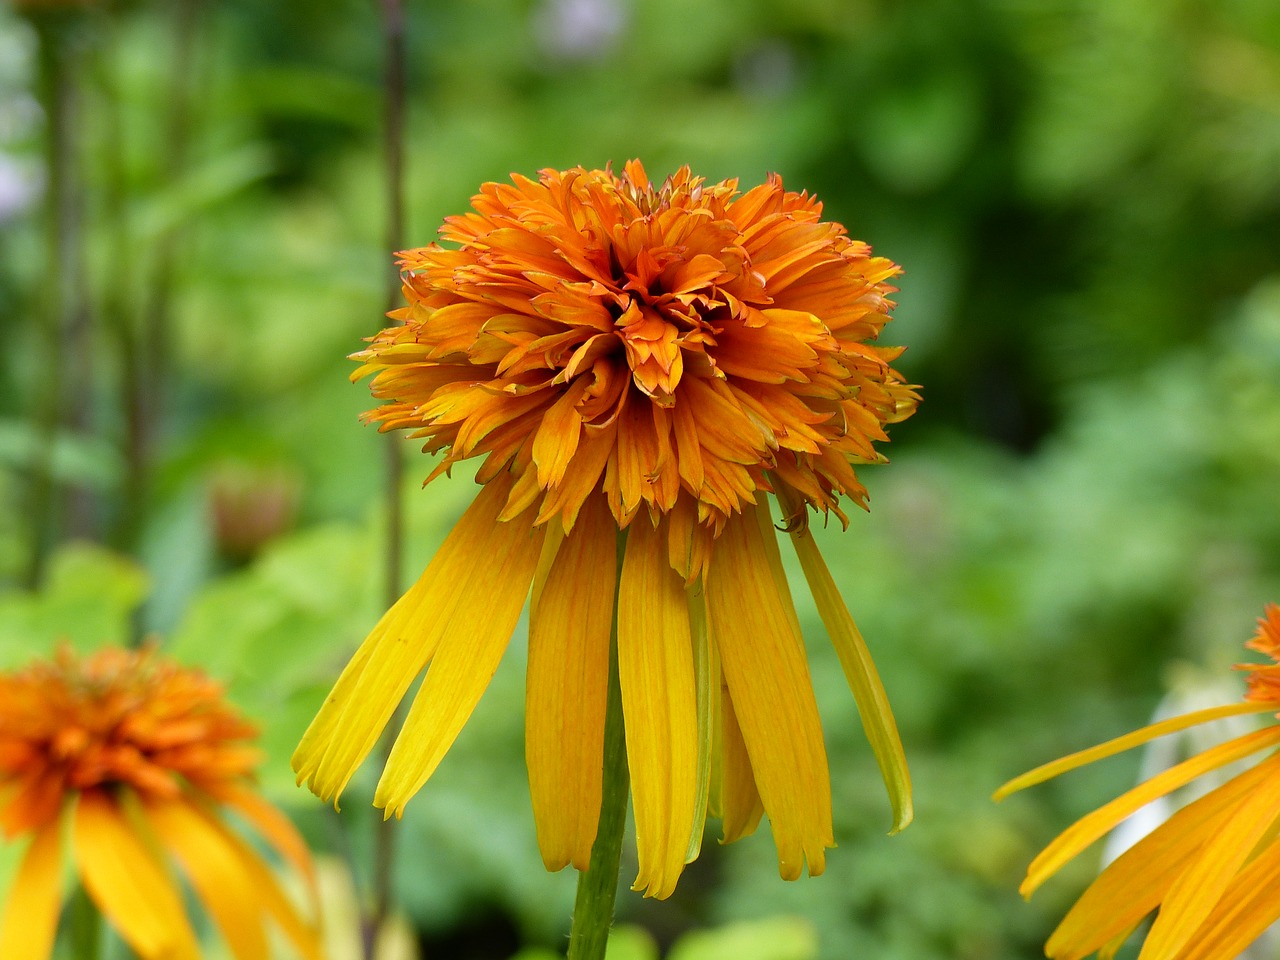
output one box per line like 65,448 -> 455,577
0,819 -> 63,960
715,678 -> 764,843
994,700 -> 1274,801
1022,725 -> 1280,897
144,797 -> 322,960
617,517 -> 698,899
72,790 -> 201,960
216,784 -> 318,910
686,578 -> 714,863
785,508 -> 912,834
1178,817 -> 1280,960
294,473 -> 521,805
375,504 -> 546,815
526,494 -> 616,871
706,506 -> 833,880
143,798 -> 270,960
1136,749 -> 1280,960
1044,750 -> 1280,959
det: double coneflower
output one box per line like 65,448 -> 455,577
0,645 -> 321,960
998,603 -> 1280,959
293,161 -> 919,897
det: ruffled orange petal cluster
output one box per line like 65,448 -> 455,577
293,160 -> 918,898
995,603 -> 1280,960
0,646 -> 321,960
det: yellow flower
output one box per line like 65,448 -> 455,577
0,645 -> 322,960
293,160 -> 918,898
996,604 -> 1280,960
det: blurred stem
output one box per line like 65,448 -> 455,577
364,0 -> 408,956
26,12 -> 78,587
93,5 -> 143,639
132,0 -> 202,550
66,884 -> 103,960
567,578 -> 629,960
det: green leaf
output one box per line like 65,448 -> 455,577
668,917 -> 818,960
0,544 -> 149,666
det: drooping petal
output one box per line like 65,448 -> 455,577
1022,724 -> 1280,897
616,517 -> 698,899
714,679 -> 764,843
526,493 -> 616,871
294,473 -> 524,805
214,784 -> 318,907
1044,750 -> 1280,959
1177,824 -> 1280,960
72,790 -> 201,960
1135,749 -> 1280,960
994,700 -> 1275,801
0,818 -> 62,960
785,506 -> 912,833
146,796 -> 322,960
143,798 -> 270,960
375,503 -> 546,816
686,579 -> 714,863
706,505 -> 833,879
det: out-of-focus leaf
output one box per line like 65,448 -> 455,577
668,917 -> 818,960
135,145 -> 274,242
0,543 -> 148,665
0,421 -> 123,488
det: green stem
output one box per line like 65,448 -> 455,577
567,601 -> 629,960
66,883 -> 103,960
365,1 -> 408,955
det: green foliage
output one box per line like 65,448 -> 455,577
0,0 -> 1277,956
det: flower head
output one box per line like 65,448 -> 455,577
293,161 -> 917,898
996,603 -> 1280,960
0,645 -> 322,960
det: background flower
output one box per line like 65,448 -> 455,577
0,645 -> 322,960
996,604 -> 1280,960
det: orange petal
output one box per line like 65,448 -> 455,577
215,784 -> 318,909
526,494 -> 616,871
1044,750 -> 1280,959
706,505 -> 833,880
294,473 -> 520,805
1022,725 -> 1280,897
1136,748 -> 1280,960
144,798 -> 322,960
143,798 -> 270,960
994,700 -> 1275,801
786,505 -> 912,833
616,517 -> 698,899
375,504 -> 546,815
72,790 -> 201,960
0,818 -> 63,960
715,678 -> 764,843
1178,821 -> 1280,960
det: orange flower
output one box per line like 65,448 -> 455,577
996,604 -> 1280,959
0,646 -> 322,960
293,161 -> 918,898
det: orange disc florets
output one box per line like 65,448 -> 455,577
1240,603 -> 1280,705
0,646 -> 260,836
356,160 -> 918,574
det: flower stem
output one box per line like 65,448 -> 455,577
364,0 -> 408,955
66,884 -> 102,960
567,605 -> 629,960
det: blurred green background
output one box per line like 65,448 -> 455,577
1,0 -> 1279,957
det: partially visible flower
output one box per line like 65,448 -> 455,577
996,603 -> 1280,960
208,460 -> 301,563
0,645 -> 322,960
293,161 -> 918,899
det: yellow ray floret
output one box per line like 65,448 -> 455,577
999,603 -> 1280,960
